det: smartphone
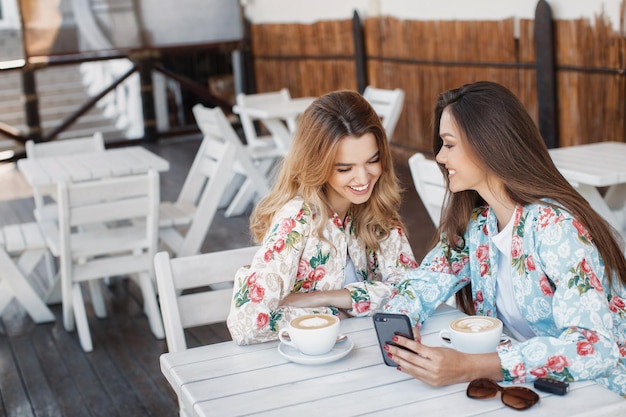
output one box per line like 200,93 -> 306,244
373,313 -> 415,367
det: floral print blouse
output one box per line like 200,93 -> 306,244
384,201 -> 626,396
227,197 -> 417,345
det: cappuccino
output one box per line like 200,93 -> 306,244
439,316 -> 503,354
450,316 -> 501,333
279,313 -> 339,355
291,314 -> 336,330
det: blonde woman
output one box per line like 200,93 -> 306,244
227,90 -> 417,345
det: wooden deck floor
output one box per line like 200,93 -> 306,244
0,135 -> 434,417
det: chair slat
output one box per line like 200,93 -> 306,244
408,152 -> 446,227
158,107 -> 238,257
154,246 -> 261,354
363,86 -> 405,140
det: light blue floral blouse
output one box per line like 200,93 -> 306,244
384,201 -> 626,396
227,197 -> 418,345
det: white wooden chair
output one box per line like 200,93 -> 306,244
158,135 -> 237,258
192,104 -> 272,218
50,169 -> 164,352
233,89 -> 294,207
0,223 -> 55,323
236,88 -> 297,149
154,246 -> 260,417
363,86 -> 405,141
25,132 -> 105,223
25,133 -> 106,288
408,152 -> 446,227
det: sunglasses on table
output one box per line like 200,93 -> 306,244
467,378 -> 539,411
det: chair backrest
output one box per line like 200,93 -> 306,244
161,134 -> 237,257
363,86 -> 405,140
192,104 -> 271,197
25,132 -> 105,157
25,132 -> 106,222
236,88 -> 295,147
408,152 -> 447,226
57,170 -> 160,286
154,246 -> 261,352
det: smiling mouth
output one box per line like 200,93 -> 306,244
349,183 -> 369,192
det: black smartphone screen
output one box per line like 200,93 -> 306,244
373,313 -> 415,366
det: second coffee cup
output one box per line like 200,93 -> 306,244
439,316 -> 503,354
278,313 -> 339,355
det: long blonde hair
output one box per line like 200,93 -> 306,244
250,90 -> 406,251
431,81 -> 626,313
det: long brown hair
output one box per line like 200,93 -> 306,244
431,81 -> 626,313
250,90 -> 406,251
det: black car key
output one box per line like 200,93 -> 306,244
533,378 -> 569,395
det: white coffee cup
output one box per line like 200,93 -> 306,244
278,313 -> 340,355
439,316 -> 503,354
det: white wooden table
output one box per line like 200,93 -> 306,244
549,141 -> 626,237
160,305 -> 625,416
17,146 -> 170,187
232,96 -> 315,152
17,146 -> 170,303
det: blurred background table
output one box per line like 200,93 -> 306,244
17,146 -> 170,188
550,141 -> 626,240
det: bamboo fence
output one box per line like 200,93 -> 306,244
250,19 -> 357,97
248,6 -> 625,152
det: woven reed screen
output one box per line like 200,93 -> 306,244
250,19 -> 357,97
249,13 -> 625,152
553,16 -> 626,147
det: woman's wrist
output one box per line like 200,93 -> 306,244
464,352 -> 504,381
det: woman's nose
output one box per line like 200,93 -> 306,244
435,149 -> 446,164
355,166 -> 369,183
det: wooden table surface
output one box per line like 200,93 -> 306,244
160,304 -> 625,416
17,146 -> 170,187
549,141 -> 626,235
549,141 -> 626,187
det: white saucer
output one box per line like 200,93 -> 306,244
278,337 -> 354,365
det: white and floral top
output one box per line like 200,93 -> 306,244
384,201 -> 626,396
227,197 -> 418,345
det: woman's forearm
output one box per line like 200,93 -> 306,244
280,289 -> 352,309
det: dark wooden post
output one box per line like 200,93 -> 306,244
241,18 -> 256,94
534,0 -> 559,148
21,68 -> 42,142
136,52 -> 158,143
352,10 -> 367,93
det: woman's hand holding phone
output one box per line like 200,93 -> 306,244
373,313 -> 416,367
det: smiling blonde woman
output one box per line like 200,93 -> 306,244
227,90 -> 417,345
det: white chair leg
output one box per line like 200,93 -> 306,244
88,279 -> 107,318
62,281 -> 75,332
224,178 -> 256,217
225,158 -> 273,217
218,171 -> 245,209
72,283 -> 93,352
0,281 -> 12,313
43,251 -> 57,287
45,273 -> 62,304
136,272 -> 165,339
